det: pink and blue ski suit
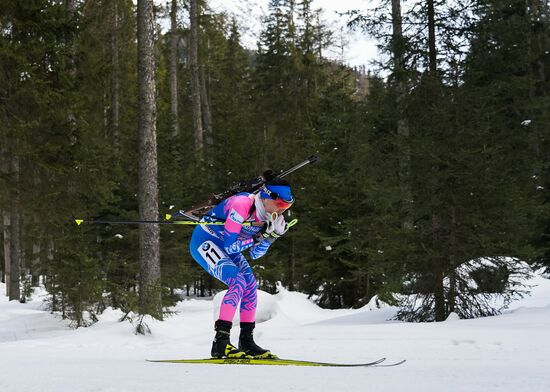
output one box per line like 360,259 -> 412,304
189,193 -> 274,323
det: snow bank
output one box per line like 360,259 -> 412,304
1,270 -> 549,392
213,288 -> 279,323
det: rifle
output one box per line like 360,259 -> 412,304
174,155 -> 319,222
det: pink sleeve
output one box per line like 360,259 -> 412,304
224,195 -> 253,234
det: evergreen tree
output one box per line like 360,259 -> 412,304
136,0 -> 162,327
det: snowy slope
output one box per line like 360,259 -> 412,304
1,272 -> 549,392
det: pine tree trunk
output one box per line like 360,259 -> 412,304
0,218 -> 4,284
3,212 -> 10,294
137,0 -> 162,320
1,142 -> 9,289
433,261 -> 446,321
169,0 -> 179,138
189,0 -> 204,153
447,207 -> 457,314
427,0 -> 437,73
31,172 -> 41,286
432,209 -> 445,321
9,155 -> 20,301
111,0 -> 120,150
9,208 -> 21,301
427,0 -> 444,321
46,239 -> 55,309
65,0 -> 77,130
19,214 -> 25,276
526,1 -> 547,186
391,0 -> 413,230
32,240 -> 40,287
200,64 -> 213,145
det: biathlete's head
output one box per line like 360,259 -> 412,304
259,178 -> 294,216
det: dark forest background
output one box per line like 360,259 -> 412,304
1,0 -> 550,328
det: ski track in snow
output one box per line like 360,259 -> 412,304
1,274 -> 549,392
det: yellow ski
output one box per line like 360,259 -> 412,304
146,357 -> 391,367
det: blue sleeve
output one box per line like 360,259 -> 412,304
248,238 -> 274,260
224,232 -> 255,254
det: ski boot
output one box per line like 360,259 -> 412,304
211,320 -> 250,359
238,322 -> 276,359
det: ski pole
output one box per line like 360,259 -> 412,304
74,218 -> 260,226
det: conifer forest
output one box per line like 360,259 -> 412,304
1,0 -> 550,329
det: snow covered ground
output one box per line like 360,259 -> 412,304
1,272 -> 549,392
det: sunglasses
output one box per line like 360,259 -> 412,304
273,197 -> 293,210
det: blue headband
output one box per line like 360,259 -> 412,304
260,184 -> 294,203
